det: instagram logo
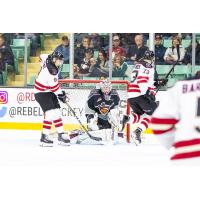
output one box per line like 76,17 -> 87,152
0,91 -> 8,104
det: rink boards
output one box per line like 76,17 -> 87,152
0,88 -> 162,133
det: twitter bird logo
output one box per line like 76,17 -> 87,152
0,107 -> 7,118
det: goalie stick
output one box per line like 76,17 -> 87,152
64,101 -> 102,142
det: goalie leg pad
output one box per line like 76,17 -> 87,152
107,108 -> 120,129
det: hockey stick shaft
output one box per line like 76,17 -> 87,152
156,60 -> 179,93
64,101 -> 102,141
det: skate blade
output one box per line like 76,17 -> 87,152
40,142 -> 53,147
58,141 -> 71,146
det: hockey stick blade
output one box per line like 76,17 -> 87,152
64,102 -> 102,141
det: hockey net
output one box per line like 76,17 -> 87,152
59,79 -> 131,142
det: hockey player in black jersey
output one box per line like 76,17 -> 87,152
34,51 -> 70,146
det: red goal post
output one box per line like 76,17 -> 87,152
59,79 -> 131,143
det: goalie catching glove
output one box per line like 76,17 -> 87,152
58,91 -> 67,103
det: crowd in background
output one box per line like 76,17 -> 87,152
1,33 -> 200,84
72,33 -> 200,79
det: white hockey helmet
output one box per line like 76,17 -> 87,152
99,79 -> 112,95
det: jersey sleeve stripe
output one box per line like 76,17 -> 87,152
151,126 -> 174,134
137,80 -> 148,84
128,84 -> 140,89
171,151 -> 200,160
173,139 -> 200,148
151,117 -> 179,125
128,89 -> 141,93
137,76 -> 149,80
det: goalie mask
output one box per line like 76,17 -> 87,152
99,79 -> 112,96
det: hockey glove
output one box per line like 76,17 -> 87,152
144,90 -> 156,102
58,91 -> 67,103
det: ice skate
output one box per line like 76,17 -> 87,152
58,133 -> 71,146
132,128 -> 142,146
40,133 -> 53,147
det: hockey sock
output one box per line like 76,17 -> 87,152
138,116 -> 151,132
53,118 -> 64,133
42,120 -> 52,135
131,112 -> 141,124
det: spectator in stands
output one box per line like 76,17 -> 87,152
0,36 -> 14,68
54,36 -> 69,64
0,52 -> 4,74
111,35 -> 126,59
89,51 -> 109,77
74,36 -> 94,66
97,50 -> 109,74
112,55 -> 130,77
127,34 -> 149,64
183,40 -> 200,65
164,36 -> 185,64
74,33 -> 89,47
155,34 -> 166,65
73,64 -> 80,79
77,49 -> 93,76
89,33 -> 102,50
15,33 -> 39,56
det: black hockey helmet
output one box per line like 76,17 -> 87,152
143,50 -> 154,61
50,51 -> 64,60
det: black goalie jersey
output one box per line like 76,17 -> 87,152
85,88 -> 120,120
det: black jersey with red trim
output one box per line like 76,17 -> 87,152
128,61 -> 155,99
34,57 -> 62,95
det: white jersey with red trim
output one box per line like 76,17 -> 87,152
150,78 -> 200,160
128,62 -> 155,99
34,60 -> 61,95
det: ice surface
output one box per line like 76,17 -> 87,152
0,130 -> 170,166
0,130 -> 199,200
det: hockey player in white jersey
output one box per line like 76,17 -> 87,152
69,79 -> 124,145
34,51 -> 70,146
151,72 -> 200,161
128,50 -> 158,144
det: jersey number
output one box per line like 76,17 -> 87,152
131,70 -> 138,83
